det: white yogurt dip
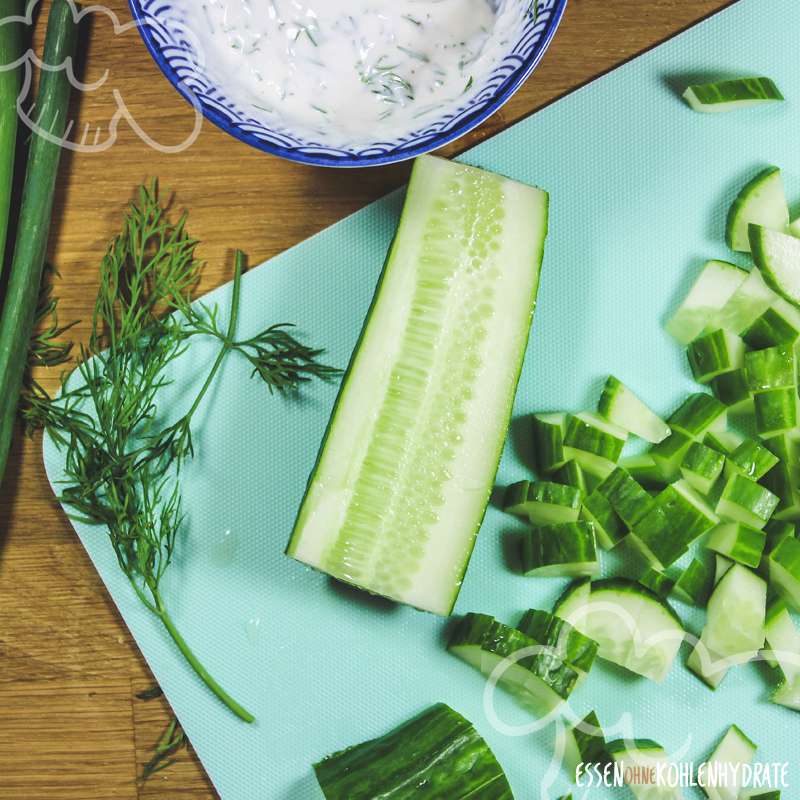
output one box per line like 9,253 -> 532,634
186,0 -> 528,146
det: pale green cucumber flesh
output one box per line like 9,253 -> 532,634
597,376 -> 670,443
715,268 -> 778,334
726,167 -> 788,253
705,523 -> 766,568
750,224 -> 800,305
767,536 -> 800,610
288,156 -> 548,615
703,725 -> 757,800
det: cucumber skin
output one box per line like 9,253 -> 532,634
726,167 -> 786,252
287,157 -> 549,615
313,703 -> 513,800
590,577 -> 684,627
517,608 -> 599,673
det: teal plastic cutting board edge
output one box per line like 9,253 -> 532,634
44,0 -> 800,796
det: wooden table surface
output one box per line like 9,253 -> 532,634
0,1 -> 734,796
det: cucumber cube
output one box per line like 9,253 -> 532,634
597,375 -> 670,443
753,387 -> 797,435
680,441 -> 725,494
767,536 -> 800,611
668,393 -> 727,438
673,557 -> 713,606
745,343 -> 796,391
581,490 -> 626,550
532,413 -> 567,474
710,368 -> 751,411
516,609 -> 599,674
725,438 -> 778,480
650,429 -> 695,482
742,297 -> 800,348
564,412 -> 627,462
520,521 -> 600,578
503,480 -> 582,525
687,329 -> 744,383
705,522 -> 766,568
551,460 -> 588,494
594,467 -> 653,529
715,474 -> 779,529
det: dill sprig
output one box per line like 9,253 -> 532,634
35,181 -> 340,722
140,716 -> 186,782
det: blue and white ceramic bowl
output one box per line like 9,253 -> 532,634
127,0 -> 568,167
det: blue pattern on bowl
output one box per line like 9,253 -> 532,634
127,0 -> 568,167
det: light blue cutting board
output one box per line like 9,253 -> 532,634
44,0 -> 800,796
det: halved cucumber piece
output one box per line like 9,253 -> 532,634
750,224 -> 800,305
554,578 -> 684,682
561,711 -> 609,782
533,413 -> 567,475
702,725 -> 757,800
726,167 -> 788,253
503,480 -> 582,525
516,608 -> 598,674
668,394 -> 727,439
681,441 -> 725,495
520,521 -> 599,578
597,376 -> 670,443
684,77 -> 783,114
666,260 -> 747,345
767,535 -> 800,610
581,489 -> 626,550
742,297 -> 800,347
687,329 -> 745,383
313,703 -> 513,800
744,343 -> 795,391
287,156 -> 549,615
715,474 -> 778,529
672,557 -> 713,606
564,412 -> 627,463
705,523 -> 766,568
710,368 -> 752,412
753,387 -> 797,436
448,613 -> 579,714
725,438 -> 778,481
715,268 -> 778,334
607,739 -> 683,800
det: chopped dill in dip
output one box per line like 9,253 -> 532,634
188,0 -> 528,146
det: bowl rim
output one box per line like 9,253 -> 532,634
126,0 -> 568,168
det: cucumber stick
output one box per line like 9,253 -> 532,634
288,156 -> 548,615
597,376 -> 670,443
703,725 -> 757,800
726,167 -> 788,253
313,703 -> 513,800
684,77 -> 783,115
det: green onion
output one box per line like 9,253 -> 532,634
0,0 -> 78,485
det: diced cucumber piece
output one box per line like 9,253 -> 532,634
763,519 -> 796,557
448,613 -> 579,714
742,297 -> 800,347
564,412 -> 627,462
650,429 -> 695,482
638,566 -> 675,599
726,167 -> 788,253
533,413 -> 567,475
555,578 -> 684,682
715,474 -> 779,529
597,376 -> 670,443
761,461 -> 797,515
520,521 -> 599,578
581,489 -> 626,550
668,394 -> 727,439
313,703 -> 513,800
607,739 -> 682,800
767,535 -> 800,610
714,554 -> 733,585
516,609 -> 598,674
705,523 -> 766,568
744,343 -> 796,391
552,460 -> 588,494
715,268 -> 778,334
666,260 -> 747,345
704,429 -> 744,455
763,599 -> 800,683
687,638 -> 729,690
753,387 -> 797,435
681,441 -> 725,495
684,77 -> 783,114
688,329 -> 745,383
725,438 -> 778,480
620,454 -> 665,488
503,480 -> 582,525
710,369 -> 752,412
287,156 -> 549,616
594,467 -> 653,528
563,447 -> 616,480
561,711 -> 609,782
672,557 -> 713,606
750,223 -> 800,305
702,725 -> 757,800
703,564 -> 767,664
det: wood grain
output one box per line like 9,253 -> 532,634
0,1 -> 734,796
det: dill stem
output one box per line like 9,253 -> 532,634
154,590 -> 255,723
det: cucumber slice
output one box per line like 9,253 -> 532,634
516,608 -> 598,674
564,412 -> 627,462
561,711 -> 609,782
714,554 -> 733,585
638,566 -> 675,599
702,725 -> 757,800
594,467 -> 653,528
704,429 -> 744,456
767,535 -> 800,610
726,167 -> 788,253
581,489 -> 626,550
684,77 -> 783,114
703,564 -> 767,664
551,460 -> 588,494
533,413 -> 567,475
313,703 -> 513,800
753,387 -> 797,436
750,224 -> 800,305
709,368 -> 752,412
681,441 -> 725,495
744,343 -> 795,391
287,156 -> 549,615
715,268 -> 778,334
688,329 -> 745,383
552,578 -> 591,621
715,474 -> 779,529
607,739 -> 682,800
555,578 -> 684,682
620,454 -> 665,488
448,613 -> 579,714
503,480 -> 582,525
666,260 -> 747,345
742,297 -> 800,347
705,522 -> 766,568
763,599 -> 800,684
668,394 -> 727,439
597,376 -> 670,443
672,557 -> 713,606
520,521 -> 599,578
725,439 -> 778,480
650,429 -> 695,482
